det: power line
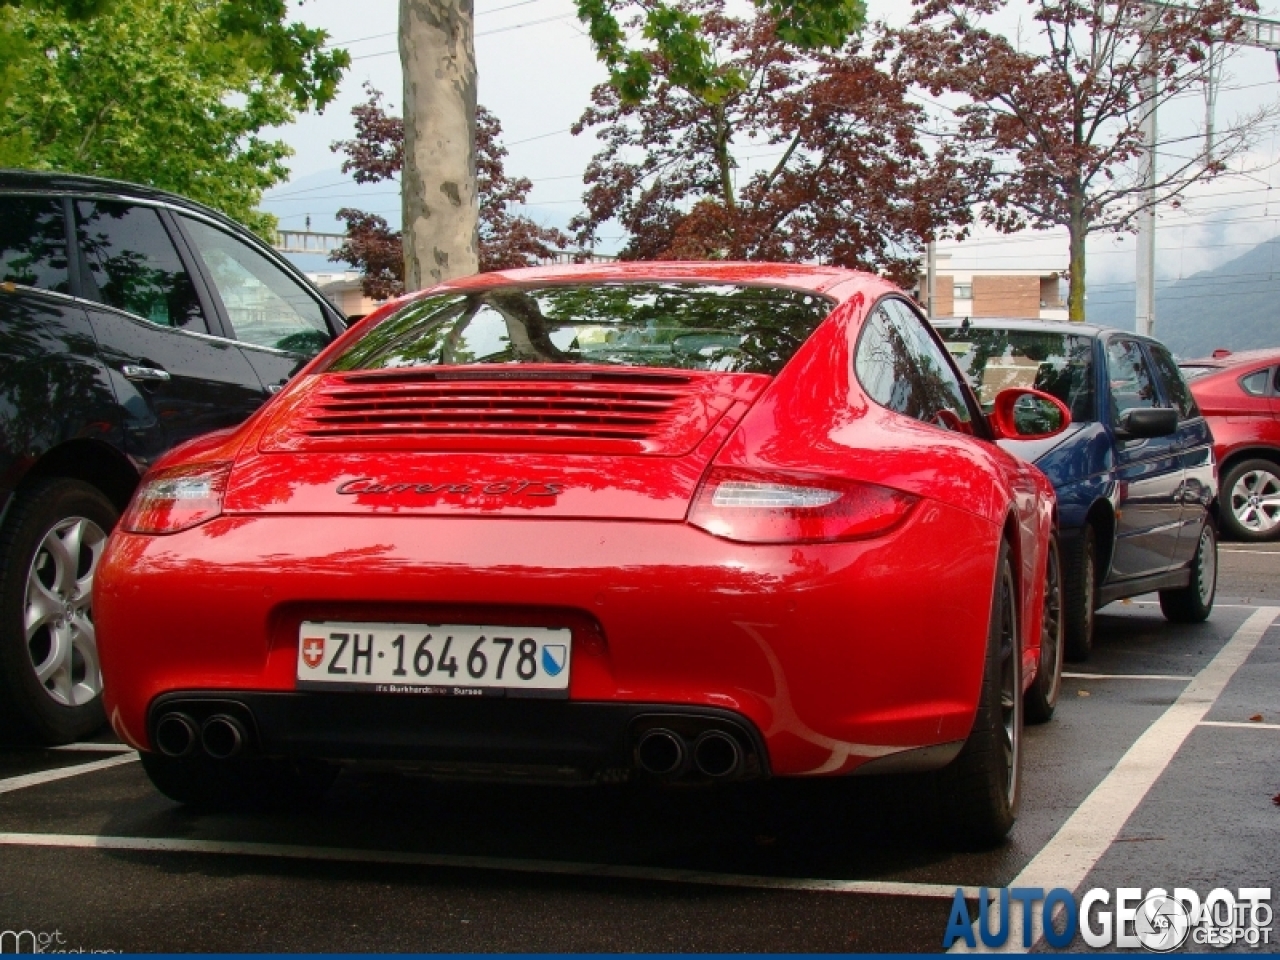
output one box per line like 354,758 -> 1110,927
263,190 -> 400,205
323,0 -> 551,48
506,127 -> 574,146
349,13 -> 576,59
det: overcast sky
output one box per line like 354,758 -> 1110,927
266,0 -> 1280,299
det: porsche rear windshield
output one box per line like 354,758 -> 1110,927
327,282 -> 833,376
937,327 -> 1096,422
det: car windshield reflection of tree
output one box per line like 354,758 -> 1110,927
0,199 -> 70,292
327,283 -> 831,375
941,330 -> 1095,422
92,251 -> 189,326
855,307 -> 971,431
76,208 -> 201,329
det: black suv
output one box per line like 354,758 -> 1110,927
0,170 -> 347,743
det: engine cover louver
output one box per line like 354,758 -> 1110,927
259,368 -> 767,456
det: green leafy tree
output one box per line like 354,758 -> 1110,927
577,0 -> 867,102
0,0 -> 348,237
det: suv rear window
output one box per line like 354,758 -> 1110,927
327,282 -> 832,376
937,326 -> 1096,422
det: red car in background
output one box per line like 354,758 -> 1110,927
96,263 -> 1069,847
1181,349 -> 1280,541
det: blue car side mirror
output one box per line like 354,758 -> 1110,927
1115,407 -> 1178,440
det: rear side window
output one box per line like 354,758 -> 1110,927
1241,369 -> 1270,397
328,282 -> 831,375
74,200 -> 206,330
855,299 -> 973,430
0,196 -> 70,293
1146,343 -> 1199,420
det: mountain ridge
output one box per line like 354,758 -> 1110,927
1085,235 -> 1280,358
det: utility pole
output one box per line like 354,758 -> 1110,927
1135,4 -> 1158,337
1133,2 -> 1280,337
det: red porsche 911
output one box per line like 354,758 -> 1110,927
96,263 -> 1068,846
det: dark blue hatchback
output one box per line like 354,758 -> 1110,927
935,318 -> 1218,660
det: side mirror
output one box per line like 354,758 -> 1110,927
1115,407 -> 1178,440
988,388 -> 1072,441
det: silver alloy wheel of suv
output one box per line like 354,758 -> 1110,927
26,516 -> 106,706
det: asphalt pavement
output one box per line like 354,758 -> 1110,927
0,547 -> 1276,953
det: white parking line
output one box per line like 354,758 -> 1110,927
49,743 -> 135,754
950,605 -> 1280,955
1063,672 -> 1194,681
1220,548 -> 1280,556
0,753 -> 138,795
1112,601 -> 1267,609
1199,720 -> 1280,731
0,830 -> 979,900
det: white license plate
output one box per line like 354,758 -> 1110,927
296,621 -> 572,697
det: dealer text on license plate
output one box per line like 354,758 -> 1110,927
296,621 -> 571,697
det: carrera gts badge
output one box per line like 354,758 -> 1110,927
335,478 -> 564,497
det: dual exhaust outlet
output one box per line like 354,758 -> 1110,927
636,728 -> 744,780
154,712 -> 248,760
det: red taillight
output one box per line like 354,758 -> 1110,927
121,462 -> 232,535
687,468 -> 917,544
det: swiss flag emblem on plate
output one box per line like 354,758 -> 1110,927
301,636 -> 325,670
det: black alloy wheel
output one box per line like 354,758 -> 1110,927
1063,525 -> 1097,662
1025,533 -> 1064,724
939,538 -> 1022,849
1159,522 -> 1218,624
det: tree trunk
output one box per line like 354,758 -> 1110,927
713,103 -> 735,213
400,0 -> 479,290
1067,199 -> 1087,322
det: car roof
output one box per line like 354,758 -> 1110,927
0,168 -> 235,227
930,316 -> 1115,337
429,261 -> 883,297
1178,347 -> 1280,370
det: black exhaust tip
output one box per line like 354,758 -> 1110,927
201,714 -> 247,760
693,730 -> 743,778
154,713 -> 198,758
636,728 -> 686,776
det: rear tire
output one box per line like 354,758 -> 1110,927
0,478 -> 117,744
938,539 -> 1022,849
1024,533 -> 1063,724
1159,522 -> 1217,624
140,751 -> 338,809
1063,525 -> 1097,662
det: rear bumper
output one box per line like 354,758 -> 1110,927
98,506 -> 999,777
149,692 -> 771,781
